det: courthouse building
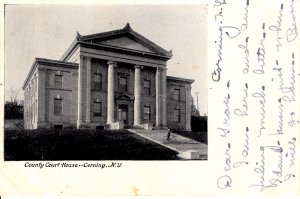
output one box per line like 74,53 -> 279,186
23,23 -> 194,130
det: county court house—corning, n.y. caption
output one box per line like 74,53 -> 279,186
23,23 -> 194,131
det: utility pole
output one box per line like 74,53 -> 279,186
196,92 -> 199,113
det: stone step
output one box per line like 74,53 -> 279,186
178,150 -> 207,160
127,129 -> 207,160
127,129 -> 178,152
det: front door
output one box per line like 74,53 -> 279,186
118,104 -> 128,125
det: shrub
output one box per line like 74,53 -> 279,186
191,116 -> 207,132
63,125 -> 76,130
5,102 -> 23,119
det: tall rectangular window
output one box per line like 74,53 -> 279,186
54,75 -> 63,89
94,101 -> 102,117
144,80 -> 151,95
93,73 -> 102,91
174,89 -> 180,101
119,76 -> 127,92
54,98 -> 63,115
144,106 -> 151,122
174,108 -> 180,123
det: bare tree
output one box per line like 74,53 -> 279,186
8,88 -> 20,103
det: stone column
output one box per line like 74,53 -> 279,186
86,57 -> 91,123
155,67 -> 162,127
107,61 -> 117,124
134,65 -> 143,126
77,55 -> 84,128
161,67 -> 167,127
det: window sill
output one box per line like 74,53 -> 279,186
46,87 -> 72,91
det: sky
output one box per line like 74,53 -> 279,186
4,4 -> 207,115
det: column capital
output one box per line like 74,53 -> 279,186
107,60 -> 118,67
134,65 -> 144,69
79,55 -> 92,60
156,67 -> 167,72
186,84 -> 192,91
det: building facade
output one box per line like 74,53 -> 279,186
23,23 -> 194,130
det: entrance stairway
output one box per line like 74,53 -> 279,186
127,129 -> 207,160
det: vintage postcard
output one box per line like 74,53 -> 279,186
0,0 -> 299,196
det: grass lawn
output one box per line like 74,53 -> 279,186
4,129 -> 179,161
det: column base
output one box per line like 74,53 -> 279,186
133,122 -> 143,127
77,122 -> 81,129
77,122 -> 92,129
105,121 -> 124,130
132,125 -> 143,129
185,127 -> 192,131
132,123 -> 153,130
36,121 -> 50,129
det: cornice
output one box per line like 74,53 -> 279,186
36,58 -> 79,68
78,41 -> 171,61
167,76 -> 195,84
23,58 -> 79,90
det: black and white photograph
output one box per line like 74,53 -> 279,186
1,0 -> 300,196
4,4 -> 208,161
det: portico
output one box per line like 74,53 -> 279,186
77,55 -> 168,129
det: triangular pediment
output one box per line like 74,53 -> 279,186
97,37 -> 155,53
61,23 -> 172,61
115,93 -> 134,101
77,23 -> 172,57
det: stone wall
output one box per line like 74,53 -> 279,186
166,79 -> 192,131
24,68 -> 38,129
36,64 -> 78,128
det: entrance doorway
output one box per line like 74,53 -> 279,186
118,104 -> 128,125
